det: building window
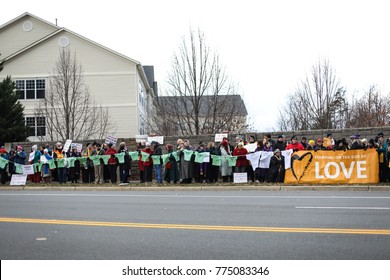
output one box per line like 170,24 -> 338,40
16,79 -> 45,99
25,117 -> 46,137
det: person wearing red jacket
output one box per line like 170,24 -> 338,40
105,143 -> 118,184
233,142 -> 248,173
142,142 -> 153,183
286,135 -> 305,152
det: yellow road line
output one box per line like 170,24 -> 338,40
1,217 -> 390,235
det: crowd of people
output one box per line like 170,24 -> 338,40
0,132 -> 389,185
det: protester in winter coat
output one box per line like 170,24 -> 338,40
233,142 -> 248,173
142,142 -> 153,183
151,141 -> 163,184
177,140 -> 194,184
41,149 -> 53,184
81,143 -> 94,183
29,144 -> 42,183
67,147 -> 81,183
137,140 -> 146,183
273,135 -> 287,151
268,149 -> 285,183
219,140 -> 232,182
91,143 -> 106,184
335,138 -> 349,151
286,136 -> 305,152
118,142 -> 131,184
105,143 -> 118,184
314,138 -> 327,150
306,140 -> 316,150
207,141 -> 220,183
53,142 -> 67,184
164,144 -> 180,184
14,145 -> 27,165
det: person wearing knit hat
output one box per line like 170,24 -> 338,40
14,145 -> 27,165
273,134 -> 287,151
286,136 -> 304,152
307,140 -> 316,150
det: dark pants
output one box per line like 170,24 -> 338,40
109,164 -> 117,184
119,164 -> 129,183
0,167 -> 7,184
143,165 -> 152,182
57,168 -> 67,184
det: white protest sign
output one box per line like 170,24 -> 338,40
28,151 -> 35,162
244,143 -> 257,153
63,139 -> 72,153
135,135 -> 148,143
10,174 -> 27,186
234,172 -> 248,183
203,152 -> 210,163
71,143 -> 83,153
215,133 -> 228,142
105,135 -> 118,146
148,136 -> 164,144
22,165 -> 35,175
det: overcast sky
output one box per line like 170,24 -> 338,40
2,0 -> 390,132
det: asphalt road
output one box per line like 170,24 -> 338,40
0,190 -> 389,259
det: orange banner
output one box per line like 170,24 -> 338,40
284,149 -> 379,184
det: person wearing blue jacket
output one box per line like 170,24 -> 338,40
14,145 -> 27,165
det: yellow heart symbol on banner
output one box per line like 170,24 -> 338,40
291,152 -> 313,182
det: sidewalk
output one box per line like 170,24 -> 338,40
1,182 -> 390,191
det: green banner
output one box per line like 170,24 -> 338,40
226,156 -> 238,167
211,155 -> 222,166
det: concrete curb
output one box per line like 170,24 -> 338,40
1,184 -> 390,191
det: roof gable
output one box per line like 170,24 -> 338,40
0,12 -> 60,59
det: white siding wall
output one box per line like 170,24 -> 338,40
1,29 -> 142,140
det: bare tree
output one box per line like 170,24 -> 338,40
152,28 -> 248,136
35,48 -> 114,141
277,59 -> 348,131
346,85 -> 390,128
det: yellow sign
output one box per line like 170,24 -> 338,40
284,149 -> 379,184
